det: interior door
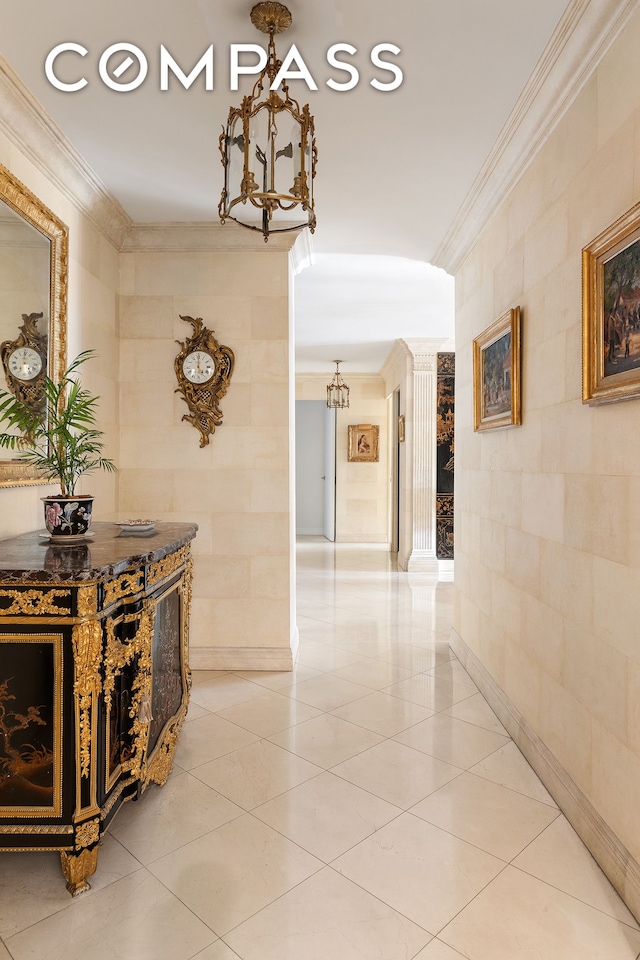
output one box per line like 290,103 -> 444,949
295,400 -> 325,536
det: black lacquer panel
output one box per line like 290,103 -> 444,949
436,353 -> 455,559
0,635 -> 61,814
149,586 -> 182,755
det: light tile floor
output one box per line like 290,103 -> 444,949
1,541 -> 640,959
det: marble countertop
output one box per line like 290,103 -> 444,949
0,522 -> 198,584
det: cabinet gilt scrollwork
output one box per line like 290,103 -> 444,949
0,522 -> 197,894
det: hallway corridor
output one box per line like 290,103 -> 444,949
1,541 -> 639,959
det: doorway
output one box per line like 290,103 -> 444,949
295,400 -> 336,540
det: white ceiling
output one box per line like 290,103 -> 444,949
295,255 -> 454,372
1,0 -> 572,372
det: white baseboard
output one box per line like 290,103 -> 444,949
189,645 -> 293,672
335,536 -> 388,543
450,627 -> 640,922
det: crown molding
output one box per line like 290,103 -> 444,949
122,220 -> 305,254
432,0 -> 639,275
402,337 -> 455,357
380,337 -> 455,386
380,339 -> 412,384
0,57 -> 316,257
0,56 -> 132,250
295,372 -> 384,384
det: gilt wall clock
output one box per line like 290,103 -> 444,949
174,315 -> 235,447
0,312 -> 48,412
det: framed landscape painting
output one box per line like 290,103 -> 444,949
473,307 -> 521,431
583,200 -> 640,404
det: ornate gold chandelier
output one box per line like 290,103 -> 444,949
327,361 -> 350,409
218,2 -> 317,241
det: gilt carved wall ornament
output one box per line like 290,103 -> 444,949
174,316 -> 234,447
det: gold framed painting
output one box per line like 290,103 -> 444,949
348,424 -> 379,462
397,415 -> 405,443
583,200 -> 640,404
473,307 -> 521,431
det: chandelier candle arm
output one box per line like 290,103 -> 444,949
218,2 -> 317,241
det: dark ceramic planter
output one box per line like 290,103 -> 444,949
42,495 -> 94,537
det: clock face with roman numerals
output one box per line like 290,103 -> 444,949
8,347 -> 43,381
182,350 -> 215,384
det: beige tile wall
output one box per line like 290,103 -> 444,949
454,7 -> 640,865
296,375 -> 388,542
120,248 -> 295,668
0,134 -> 120,537
0,114 -> 298,671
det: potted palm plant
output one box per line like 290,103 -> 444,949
0,350 -> 116,538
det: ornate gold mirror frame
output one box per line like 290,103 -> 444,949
0,164 -> 68,487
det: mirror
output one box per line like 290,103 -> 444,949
0,164 -> 68,487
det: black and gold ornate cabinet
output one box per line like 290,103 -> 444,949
0,522 -> 196,894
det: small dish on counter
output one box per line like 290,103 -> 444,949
119,519 -> 156,534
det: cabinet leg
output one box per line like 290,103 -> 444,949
59,846 -> 99,896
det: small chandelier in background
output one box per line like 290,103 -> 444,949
218,2 -> 317,242
327,361 -> 350,409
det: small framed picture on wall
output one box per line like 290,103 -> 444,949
473,306 -> 521,431
583,200 -> 640,404
348,424 -> 379,462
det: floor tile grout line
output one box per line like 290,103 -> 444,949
456,764 -> 559,810
326,753 -> 467,807
1,858 -> 150,944
180,694 -> 464,774
210,857 -> 438,951
142,861 -> 234,945
248,791 -> 408,868
429,856 -> 515,943
186,760 -> 324,814
191,857 -> 329,944
397,803 -> 556,873
124,805 -> 248,868
428,819 -> 640,944
318,862 -> 437,939
388,712 -> 509,751
507,855 -> 640,932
